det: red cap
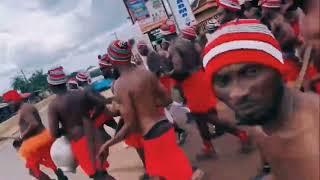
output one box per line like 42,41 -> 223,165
3,90 -> 22,103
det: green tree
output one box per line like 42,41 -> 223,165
11,70 -> 48,93
11,75 -> 30,93
28,70 -> 48,91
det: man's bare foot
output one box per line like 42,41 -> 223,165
192,168 -> 205,180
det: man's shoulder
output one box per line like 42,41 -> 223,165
20,103 -> 36,112
296,91 -> 320,114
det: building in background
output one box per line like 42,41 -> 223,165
191,0 -> 217,31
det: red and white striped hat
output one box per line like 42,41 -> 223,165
108,40 -> 132,64
180,26 -> 197,41
203,19 -> 284,79
217,0 -> 241,11
67,78 -> 78,85
260,0 -> 281,8
76,71 -> 90,82
47,66 -> 67,85
98,53 -> 112,68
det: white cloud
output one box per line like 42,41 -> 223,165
0,0 -> 129,94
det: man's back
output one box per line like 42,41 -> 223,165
19,103 -> 45,139
114,68 -> 168,135
50,90 -> 90,139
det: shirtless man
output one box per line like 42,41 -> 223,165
168,38 -> 250,159
47,66 -> 115,180
203,19 -> 319,180
98,40 -> 193,180
2,90 -> 67,180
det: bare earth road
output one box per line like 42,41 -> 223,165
0,94 -> 262,180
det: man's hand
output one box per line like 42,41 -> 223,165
97,143 -> 110,164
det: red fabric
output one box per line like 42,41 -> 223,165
291,20 -> 300,38
306,65 -> 318,80
143,128 -> 192,180
93,112 -> 113,128
181,69 -> 217,113
306,65 -> 320,94
70,136 -> 96,176
25,145 -> 57,178
2,90 -> 22,103
159,76 -> 176,93
22,130 -> 57,178
282,59 -> 300,82
125,133 -> 144,149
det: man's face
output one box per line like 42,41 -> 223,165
212,63 -> 284,125
212,7 -> 229,25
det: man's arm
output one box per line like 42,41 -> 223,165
48,103 -> 61,138
84,88 -> 117,117
20,107 -> 39,140
98,87 -> 135,158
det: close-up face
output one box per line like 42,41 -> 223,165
212,63 -> 284,125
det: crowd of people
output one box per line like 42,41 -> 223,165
2,0 -> 319,179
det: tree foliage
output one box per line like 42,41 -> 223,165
11,70 -> 48,93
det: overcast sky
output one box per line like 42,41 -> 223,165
0,0 -> 193,94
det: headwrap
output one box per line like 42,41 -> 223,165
98,54 -> 112,68
2,90 -> 22,103
180,26 -> 197,41
107,40 -> 132,64
203,19 -> 284,80
47,66 -> 67,85
260,0 -> 281,8
217,0 -> 241,11
76,71 -> 90,82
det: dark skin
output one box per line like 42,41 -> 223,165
14,102 -> 67,180
213,63 -> 283,125
213,63 -> 320,179
18,103 -> 45,141
48,85 -> 115,180
98,64 -> 172,179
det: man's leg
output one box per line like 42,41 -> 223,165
26,158 -> 51,180
40,150 -> 68,180
173,123 -> 187,145
194,118 -> 217,160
